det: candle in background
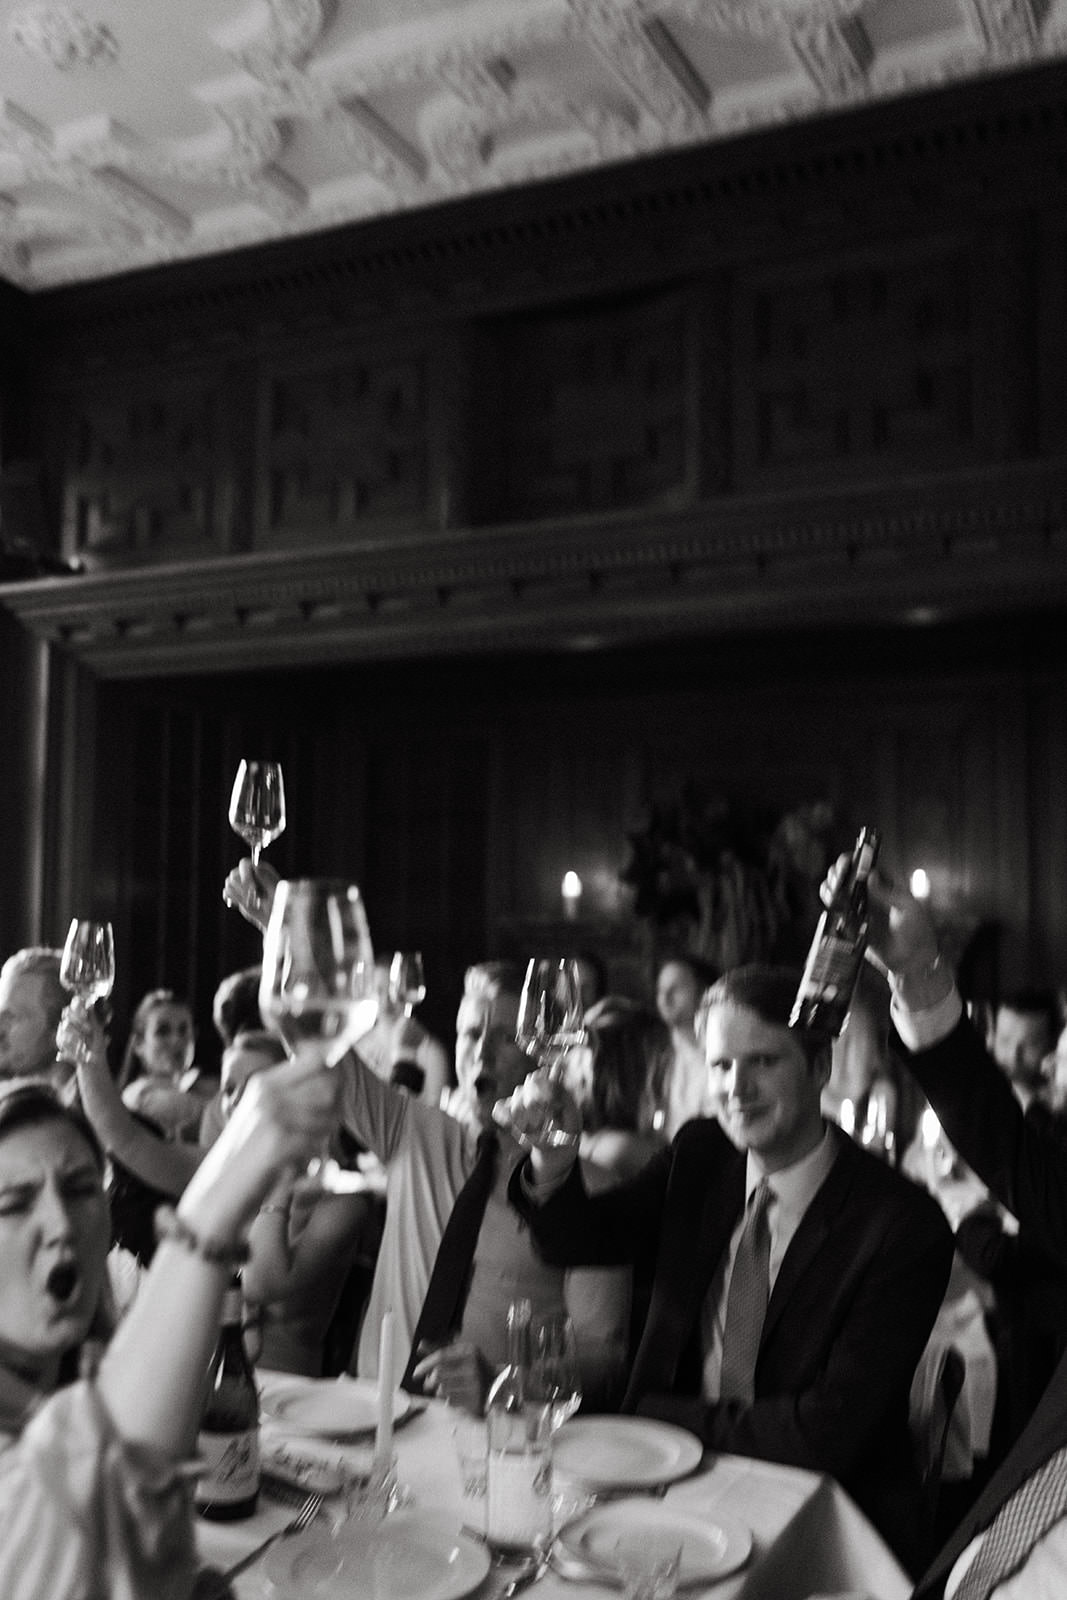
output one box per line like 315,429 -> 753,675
561,870 -> 582,921
375,1309 -> 396,1464
910,867 -> 931,900
838,1097 -> 855,1138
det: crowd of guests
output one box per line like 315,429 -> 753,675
3,850 -> 1067,1597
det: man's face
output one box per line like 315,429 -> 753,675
992,1007 -> 1053,1090
705,1001 -> 826,1172
454,989 -> 526,1130
0,970 -> 58,1081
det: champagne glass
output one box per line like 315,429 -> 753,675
59,918 -> 115,1005
258,879 -> 377,1193
388,951 -> 426,1017
530,1310 -> 582,1431
509,956 -> 586,1149
228,759 -> 286,867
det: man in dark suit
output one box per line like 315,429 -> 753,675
506,965 -> 953,1573
854,864 -> 1067,1598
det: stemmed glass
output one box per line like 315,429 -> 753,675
258,879 -> 377,1193
530,1310 -> 582,1431
506,956 -> 586,1149
59,919 -> 116,1005
388,951 -> 426,1017
228,759 -> 286,868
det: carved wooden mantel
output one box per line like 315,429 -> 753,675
3,458 -> 1065,678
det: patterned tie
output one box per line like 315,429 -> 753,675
952,1443 -> 1067,1600
719,1179 -> 773,1404
400,1128 -> 499,1393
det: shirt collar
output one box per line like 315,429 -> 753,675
745,1124 -> 837,1216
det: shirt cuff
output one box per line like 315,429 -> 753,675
891,984 -> 964,1052
518,1161 -> 573,1204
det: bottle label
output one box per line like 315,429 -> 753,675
195,1429 -> 260,1505
487,1444 -> 552,1550
796,934 -> 862,1002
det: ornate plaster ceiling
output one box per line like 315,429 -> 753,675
0,0 -> 1062,292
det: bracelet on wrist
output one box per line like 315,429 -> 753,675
258,1202 -> 291,1217
154,1205 -> 250,1267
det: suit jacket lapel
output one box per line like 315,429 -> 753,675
760,1131 -> 850,1347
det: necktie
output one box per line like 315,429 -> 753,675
719,1180 -> 773,1404
401,1128 -> 499,1393
952,1443 -> 1067,1600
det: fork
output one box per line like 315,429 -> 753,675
206,1489 -> 324,1594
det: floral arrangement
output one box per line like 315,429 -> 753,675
619,785 -> 841,971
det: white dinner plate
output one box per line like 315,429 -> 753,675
264,1511 -> 491,1600
260,1376 -> 412,1438
558,1501 -> 752,1588
551,1417 -> 703,1491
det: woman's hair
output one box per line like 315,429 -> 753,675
117,988 -> 189,1090
582,997 -> 664,1134
0,1077 -> 104,1169
699,964 -> 828,1070
106,1111 -> 170,1267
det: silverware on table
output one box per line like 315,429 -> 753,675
196,1489 -> 325,1599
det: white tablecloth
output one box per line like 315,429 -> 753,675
198,1376 -> 911,1600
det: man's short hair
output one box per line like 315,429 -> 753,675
0,947 -> 65,1024
998,988 -> 1059,1036
700,964 -> 829,1070
212,967 -> 263,1045
463,960 -> 525,1004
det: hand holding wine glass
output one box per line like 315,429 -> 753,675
228,759 -> 286,868
258,878 -> 377,1193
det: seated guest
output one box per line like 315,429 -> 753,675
647,953 -> 718,1137
118,989 -> 216,1142
505,964 -> 953,1572
858,863 -> 1067,1597
0,1025 -> 340,1600
988,988 -> 1059,1112
0,947 -> 70,1088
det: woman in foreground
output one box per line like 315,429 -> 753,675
0,1009 -> 339,1600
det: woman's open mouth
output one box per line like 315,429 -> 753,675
45,1261 -> 80,1304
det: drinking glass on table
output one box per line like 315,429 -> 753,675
228,759 -> 286,867
530,1310 -> 581,1431
259,879 -> 377,1193
389,951 -> 426,1018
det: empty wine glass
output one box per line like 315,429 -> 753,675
258,879 -> 377,1193
530,1310 -> 582,1430
228,759 -> 286,867
388,951 -> 426,1017
59,919 -> 115,1005
503,956 -> 586,1149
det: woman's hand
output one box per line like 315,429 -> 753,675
56,994 -> 109,1077
222,857 -> 280,933
494,1066 -> 581,1186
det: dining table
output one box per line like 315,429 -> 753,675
196,1371 -> 912,1600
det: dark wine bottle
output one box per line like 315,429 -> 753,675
194,1276 -> 260,1521
790,827 -> 880,1038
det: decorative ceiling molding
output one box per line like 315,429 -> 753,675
4,0 -> 1067,291
3,462 -> 1065,677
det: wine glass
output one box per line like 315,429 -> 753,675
530,1310 -> 582,1431
258,878 -> 377,1193
228,759 -> 286,867
59,919 -> 115,1005
509,956 -> 586,1149
388,951 -> 426,1017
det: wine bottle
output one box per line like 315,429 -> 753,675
194,1275 -> 260,1521
790,827 -> 880,1038
485,1298 -> 553,1557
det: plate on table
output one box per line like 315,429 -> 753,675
552,1417 -> 703,1492
261,1376 -> 412,1438
263,1510 -> 490,1600
558,1501 -> 752,1588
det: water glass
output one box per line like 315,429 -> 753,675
451,1414 -> 489,1532
612,1538 -> 683,1600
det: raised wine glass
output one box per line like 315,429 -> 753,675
388,951 -> 426,1018
499,956 -> 586,1149
258,878 -> 377,1193
59,918 -> 116,1005
228,759 -> 286,868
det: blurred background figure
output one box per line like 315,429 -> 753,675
117,989 -> 216,1142
0,948 -> 68,1088
987,988 -> 1058,1111
648,952 -> 719,1138
356,954 -> 449,1107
